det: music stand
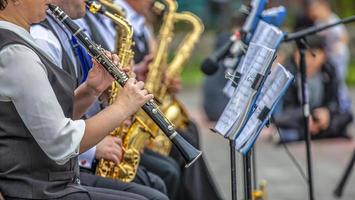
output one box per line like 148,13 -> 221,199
333,149 -> 355,198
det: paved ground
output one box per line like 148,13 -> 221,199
178,87 -> 355,200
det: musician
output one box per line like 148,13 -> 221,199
0,0 -> 154,199
274,35 -> 353,141
114,1 -> 223,200
30,0 -> 169,199
308,0 -> 352,113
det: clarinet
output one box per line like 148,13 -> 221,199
48,4 -> 201,167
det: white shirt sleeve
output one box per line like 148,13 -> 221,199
30,24 -> 63,68
78,146 -> 97,169
0,44 -> 85,165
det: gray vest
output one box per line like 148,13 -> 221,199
0,29 -> 86,199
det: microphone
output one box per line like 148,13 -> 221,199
200,31 -> 241,75
201,0 -> 267,75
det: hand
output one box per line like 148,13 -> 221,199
96,135 -> 123,165
312,107 -> 330,130
166,75 -> 182,95
309,116 -> 321,135
133,54 -> 154,81
85,52 -> 118,96
114,77 -> 154,117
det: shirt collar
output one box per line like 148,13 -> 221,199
0,20 -> 56,63
0,21 -> 40,49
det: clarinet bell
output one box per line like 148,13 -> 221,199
170,133 -> 202,168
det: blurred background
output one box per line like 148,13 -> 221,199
175,0 -> 355,87
172,0 -> 355,200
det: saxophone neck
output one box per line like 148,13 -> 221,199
145,0 -> 177,94
98,0 -> 126,17
166,12 -> 204,78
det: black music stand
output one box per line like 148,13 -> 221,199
333,149 -> 355,198
229,140 -> 238,200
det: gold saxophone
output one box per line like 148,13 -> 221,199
87,0 -> 153,182
146,0 -> 204,155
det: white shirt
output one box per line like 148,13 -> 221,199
31,15 -> 80,77
0,21 -> 85,165
81,12 -> 116,51
30,17 -> 98,169
114,0 -> 152,52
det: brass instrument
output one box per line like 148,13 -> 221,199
49,4 -> 202,172
160,11 -> 204,129
145,0 -> 177,95
87,0 -> 153,182
146,0 -> 204,155
98,0 -> 125,16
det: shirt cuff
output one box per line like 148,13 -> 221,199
78,146 -> 97,169
55,119 -> 86,165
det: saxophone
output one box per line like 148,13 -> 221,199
146,0 -> 204,155
160,11 -> 204,130
87,0 -> 153,182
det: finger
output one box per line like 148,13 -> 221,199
113,137 -> 123,146
136,81 -> 145,89
140,89 -> 148,96
130,72 -> 137,79
144,54 -> 154,62
112,54 -> 119,66
145,94 -> 154,101
105,51 -> 113,59
110,154 -> 120,165
126,78 -> 136,85
122,67 -> 131,73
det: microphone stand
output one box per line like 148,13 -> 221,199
283,14 -> 355,200
229,140 -> 238,200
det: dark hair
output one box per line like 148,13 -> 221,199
306,34 -> 326,50
229,12 -> 247,29
293,11 -> 314,32
0,0 -> 7,10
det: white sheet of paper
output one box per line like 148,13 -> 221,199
215,43 -> 275,138
223,21 -> 284,97
234,64 -> 294,153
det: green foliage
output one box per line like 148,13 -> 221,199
346,61 -> 355,86
181,55 -> 204,87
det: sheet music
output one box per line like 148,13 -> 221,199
215,43 -> 275,138
251,21 -> 284,49
234,64 -> 294,154
223,21 -> 284,98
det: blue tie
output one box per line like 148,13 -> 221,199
71,35 -> 93,83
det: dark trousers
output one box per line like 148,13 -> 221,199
81,165 -> 167,195
6,186 -> 148,200
171,121 -> 223,200
140,149 -> 181,200
80,172 -> 169,200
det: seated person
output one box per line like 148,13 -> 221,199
202,12 -> 247,121
274,35 -> 353,142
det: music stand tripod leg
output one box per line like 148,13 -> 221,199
333,149 -> 355,198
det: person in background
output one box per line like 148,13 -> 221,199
202,12 -> 247,122
114,1 -> 223,199
308,0 -> 352,112
274,35 -> 353,142
207,0 -> 232,32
